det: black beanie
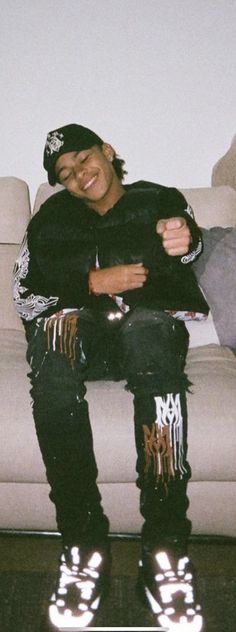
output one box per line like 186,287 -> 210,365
43,123 -> 104,185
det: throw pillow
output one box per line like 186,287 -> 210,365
193,226 -> 236,349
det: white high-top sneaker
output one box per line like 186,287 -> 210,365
138,546 -> 204,632
49,543 -> 111,630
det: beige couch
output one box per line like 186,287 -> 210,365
1,176 -> 236,537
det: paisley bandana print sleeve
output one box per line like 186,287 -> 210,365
13,204 -> 92,326
13,230 -> 59,322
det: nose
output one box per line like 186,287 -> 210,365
73,162 -> 87,182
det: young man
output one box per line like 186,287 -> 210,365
13,124 -> 207,631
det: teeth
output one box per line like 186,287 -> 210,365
83,176 -> 96,191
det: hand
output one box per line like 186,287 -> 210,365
88,263 -> 149,295
156,217 -> 191,256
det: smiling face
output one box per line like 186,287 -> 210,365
55,143 -> 125,215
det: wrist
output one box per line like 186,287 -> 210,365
88,269 -> 99,296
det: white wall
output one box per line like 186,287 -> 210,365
1,0 -> 236,204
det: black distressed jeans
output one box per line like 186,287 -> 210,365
26,306 -> 191,547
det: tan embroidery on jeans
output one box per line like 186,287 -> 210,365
44,313 -> 79,368
143,423 -> 175,483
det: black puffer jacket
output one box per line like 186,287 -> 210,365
13,181 -> 209,327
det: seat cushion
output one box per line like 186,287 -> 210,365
186,344 -> 236,480
1,331 -> 236,486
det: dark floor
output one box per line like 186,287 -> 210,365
0,532 -> 236,577
1,534 -> 236,632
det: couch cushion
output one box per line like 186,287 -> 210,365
180,185 -> 236,228
1,480 -> 236,536
0,330 -> 46,482
34,184 -> 236,229
33,182 -> 63,214
193,226 -> 236,349
211,133 -> 236,191
186,311 -> 219,348
186,344 -> 236,481
1,331 -> 236,486
89,346 -> 236,484
0,177 -> 30,243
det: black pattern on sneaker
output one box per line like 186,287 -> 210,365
49,544 -> 111,629
138,548 -> 204,631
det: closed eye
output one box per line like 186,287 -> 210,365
60,171 -> 72,183
77,150 -> 92,164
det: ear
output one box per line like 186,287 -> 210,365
102,143 -> 114,162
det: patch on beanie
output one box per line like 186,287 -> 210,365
45,131 -> 64,156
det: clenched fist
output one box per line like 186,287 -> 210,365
156,217 -> 191,256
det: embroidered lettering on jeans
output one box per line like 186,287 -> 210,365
142,393 -> 188,488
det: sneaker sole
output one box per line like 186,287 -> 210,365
136,575 -> 205,632
48,577 -> 110,631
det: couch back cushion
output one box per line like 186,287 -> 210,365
180,186 -> 236,227
33,183 -> 236,229
0,177 -> 31,331
33,182 -> 63,214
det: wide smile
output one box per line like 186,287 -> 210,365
82,175 -> 98,192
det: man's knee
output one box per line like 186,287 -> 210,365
117,308 -> 189,394
119,307 -> 189,363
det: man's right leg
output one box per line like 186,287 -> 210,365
117,307 -> 203,632
26,311 -> 111,629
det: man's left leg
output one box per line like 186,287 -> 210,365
117,308 -> 204,631
26,311 -> 111,630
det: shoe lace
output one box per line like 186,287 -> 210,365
155,552 -> 194,602
59,547 -> 102,601
154,552 -> 203,631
